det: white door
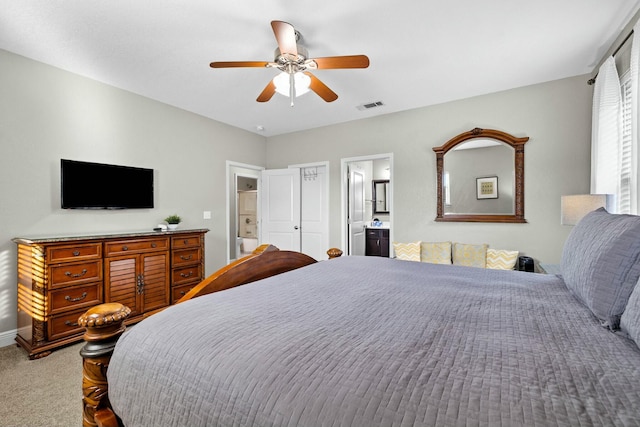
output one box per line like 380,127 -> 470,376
349,167 -> 366,256
299,165 -> 329,261
261,168 -> 301,251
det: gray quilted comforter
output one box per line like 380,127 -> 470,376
108,256 -> 640,426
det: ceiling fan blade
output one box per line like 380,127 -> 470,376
304,72 -> 338,102
271,20 -> 298,57
257,80 -> 277,102
310,55 -> 370,69
210,61 -> 271,68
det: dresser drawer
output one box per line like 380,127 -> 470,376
172,283 -> 197,304
171,234 -> 202,249
105,238 -> 169,256
172,264 -> 202,286
172,248 -> 201,267
49,283 -> 102,315
50,260 -> 103,289
47,243 -> 102,263
48,309 -> 86,341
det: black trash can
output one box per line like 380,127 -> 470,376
518,256 -> 534,272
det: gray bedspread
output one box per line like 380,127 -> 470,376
108,256 -> 640,426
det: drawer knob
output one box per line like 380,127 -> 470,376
65,292 -> 88,303
180,254 -> 193,261
183,239 -> 189,244
122,246 -> 128,251
64,320 -> 80,327
65,269 -> 88,278
73,250 -> 80,256
180,271 -> 194,278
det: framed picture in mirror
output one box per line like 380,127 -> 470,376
476,176 -> 498,199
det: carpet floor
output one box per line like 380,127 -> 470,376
0,342 -> 83,427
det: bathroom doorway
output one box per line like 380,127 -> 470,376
237,177 -> 259,257
227,161 -> 263,263
341,154 -> 393,256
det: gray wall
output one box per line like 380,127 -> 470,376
0,50 -> 266,339
266,75 -> 592,267
0,48 -> 593,343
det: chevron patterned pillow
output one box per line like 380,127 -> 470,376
486,249 -> 519,270
393,241 -> 421,262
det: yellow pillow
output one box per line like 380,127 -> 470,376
452,243 -> 488,268
421,241 -> 452,264
486,249 -> 519,270
393,241 -> 421,262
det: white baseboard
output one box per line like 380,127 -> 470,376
0,329 -> 17,348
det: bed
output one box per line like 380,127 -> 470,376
79,208 -> 640,427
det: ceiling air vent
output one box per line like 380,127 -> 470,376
357,101 -> 384,111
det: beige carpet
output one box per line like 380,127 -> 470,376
0,342 -> 83,427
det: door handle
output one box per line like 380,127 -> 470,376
294,226 -> 299,230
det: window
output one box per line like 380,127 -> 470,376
620,70 -> 633,214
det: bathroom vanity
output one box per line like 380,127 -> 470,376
365,227 -> 389,257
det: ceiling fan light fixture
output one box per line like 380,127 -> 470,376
273,72 -> 311,97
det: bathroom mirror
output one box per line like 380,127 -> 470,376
432,128 -> 529,223
373,180 -> 389,214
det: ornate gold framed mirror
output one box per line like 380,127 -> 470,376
432,128 -> 529,223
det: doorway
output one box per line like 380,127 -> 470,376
226,161 -> 263,263
237,177 -> 258,257
341,154 -> 393,256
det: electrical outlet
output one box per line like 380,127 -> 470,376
203,211 -> 212,220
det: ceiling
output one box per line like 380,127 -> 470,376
2,1 -> 640,137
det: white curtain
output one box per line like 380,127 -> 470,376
591,56 -> 622,212
630,23 -> 640,214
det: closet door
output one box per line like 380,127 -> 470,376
260,168 -> 301,251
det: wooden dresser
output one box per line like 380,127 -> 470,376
13,229 -> 208,359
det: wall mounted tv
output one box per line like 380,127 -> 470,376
61,159 -> 154,209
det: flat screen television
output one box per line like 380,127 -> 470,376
61,159 -> 154,209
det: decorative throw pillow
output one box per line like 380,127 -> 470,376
393,241 -> 421,262
620,277 -> 640,347
452,243 -> 488,268
486,249 -> 519,270
421,242 -> 452,264
561,208 -> 640,329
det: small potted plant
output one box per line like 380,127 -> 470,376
164,214 -> 181,230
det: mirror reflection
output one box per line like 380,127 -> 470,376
444,140 -> 514,215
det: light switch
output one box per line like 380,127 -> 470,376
203,211 -> 212,220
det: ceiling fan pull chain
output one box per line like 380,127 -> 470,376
289,70 -> 295,107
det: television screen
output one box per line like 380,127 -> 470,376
61,159 -> 154,209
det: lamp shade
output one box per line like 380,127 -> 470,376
273,72 -> 311,97
561,194 -> 614,225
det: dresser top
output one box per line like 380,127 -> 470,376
12,228 -> 209,245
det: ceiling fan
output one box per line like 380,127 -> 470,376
210,20 -> 370,106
